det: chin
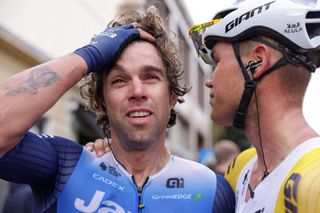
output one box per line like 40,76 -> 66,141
121,140 -> 147,151
211,112 -> 232,126
210,113 -> 215,122
124,136 -> 156,151
210,111 -> 221,124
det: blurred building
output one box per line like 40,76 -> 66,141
0,0 -> 213,210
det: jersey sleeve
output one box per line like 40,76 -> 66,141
212,173 -> 235,213
275,147 -> 320,212
0,131 -> 83,211
224,148 -> 256,192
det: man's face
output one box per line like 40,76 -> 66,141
205,42 -> 244,125
103,41 -> 176,150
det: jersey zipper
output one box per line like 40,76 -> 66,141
137,186 -> 145,211
132,176 -> 149,212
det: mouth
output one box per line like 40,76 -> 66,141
208,92 -> 215,106
127,111 -> 152,118
126,110 -> 153,126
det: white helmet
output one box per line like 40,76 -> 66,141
189,0 -> 320,129
189,0 -> 320,67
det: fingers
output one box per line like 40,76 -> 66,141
85,138 -> 108,157
85,142 -> 95,152
116,23 -> 155,43
131,22 -> 140,28
103,138 -> 111,153
131,22 -> 155,43
94,138 -> 107,157
138,29 -> 155,43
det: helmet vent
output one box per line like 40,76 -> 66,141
306,11 -> 320,39
306,11 -> 320,19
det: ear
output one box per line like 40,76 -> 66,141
251,43 -> 273,79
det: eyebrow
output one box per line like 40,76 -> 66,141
141,65 -> 165,75
111,64 -> 125,72
111,64 -> 165,75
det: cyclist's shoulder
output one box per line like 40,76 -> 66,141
224,148 -> 256,190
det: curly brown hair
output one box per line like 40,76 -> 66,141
80,6 -> 190,136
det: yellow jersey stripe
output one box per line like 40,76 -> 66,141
225,148 -> 256,192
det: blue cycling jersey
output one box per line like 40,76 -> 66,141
0,131 -> 235,212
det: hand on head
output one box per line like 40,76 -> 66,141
74,23 -> 155,74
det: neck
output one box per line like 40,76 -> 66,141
244,104 -> 318,173
110,137 -> 170,187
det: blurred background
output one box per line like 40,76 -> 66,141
0,0 -> 319,211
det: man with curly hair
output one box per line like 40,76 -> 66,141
0,6 -> 235,213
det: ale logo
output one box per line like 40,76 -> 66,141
166,177 -> 184,188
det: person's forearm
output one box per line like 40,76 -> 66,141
0,23 -> 150,157
0,53 -> 87,156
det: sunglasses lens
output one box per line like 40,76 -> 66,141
199,47 -> 213,64
190,31 -> 213,64
190,32 -> 201,51
189,19 -> 222,65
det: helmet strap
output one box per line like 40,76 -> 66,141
232,42 -> 257,129
232,42 -> 270,178
250,37 -> 316,76
255,55 -> 288,80
231,37 -> 315,129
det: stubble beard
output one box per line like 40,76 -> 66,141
211,100 -> 235,127
113,123 -> 164,152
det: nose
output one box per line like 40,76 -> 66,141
129,79 -> 147,101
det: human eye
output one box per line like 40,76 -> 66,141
211,54 -> 219,65
146,75 -> 159,80
110,78 -> 126,87
145,72 -> 161,82
112,79 -> 124,84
